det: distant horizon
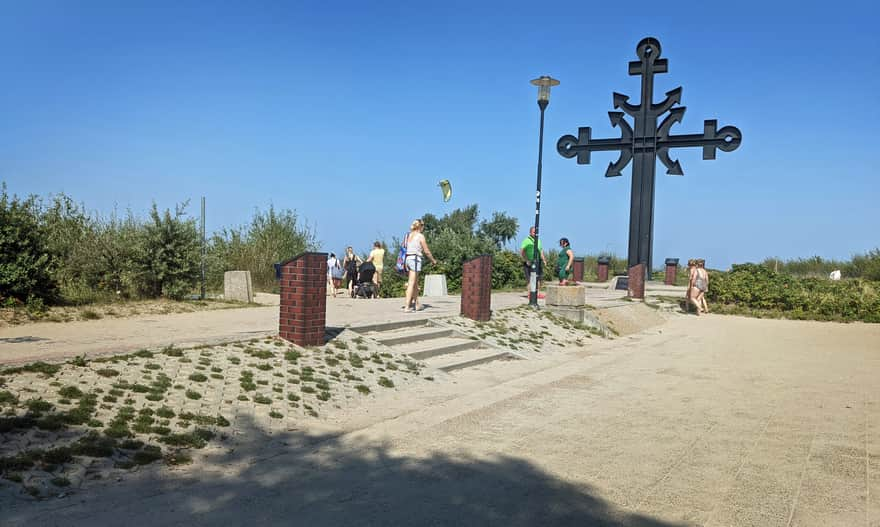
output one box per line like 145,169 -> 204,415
2,2 -> 877,271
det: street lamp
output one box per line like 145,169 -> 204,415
528,75 -> 559,307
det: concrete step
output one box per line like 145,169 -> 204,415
375,327 -> 455,347
427,347 -> 518,372
394,336 -> 483,360
348,318 -> 431,334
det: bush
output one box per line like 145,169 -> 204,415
708,263 -> 880,323
207,205 -> 317,292
136,203 -> 201,300
0,186 -> 58,303
847,249 -> 880,281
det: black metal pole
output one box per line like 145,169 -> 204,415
530,99 -> 548,307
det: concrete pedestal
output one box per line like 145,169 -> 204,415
224,271 -> 254,303
423,274 -> 448,297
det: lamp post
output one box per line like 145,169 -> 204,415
528,75 -> 559,307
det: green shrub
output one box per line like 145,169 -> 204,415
207,205 -> 318,292
708,263 -> 880,322
136,203 -> 201,300
0,185 -> 58,302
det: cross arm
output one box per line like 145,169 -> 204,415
557,127 -> 632,165
657,120 -> 742,160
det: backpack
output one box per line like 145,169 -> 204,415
395,233 -> 409,275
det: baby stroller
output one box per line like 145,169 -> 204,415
352,261 -> 377,298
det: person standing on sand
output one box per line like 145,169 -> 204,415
557,238 -> 574,285
520,227 -> 548,297
342,246 -> 362,297
403,219 -> 436,312
366,241 -> 385,298
686,259 -> 698,314
695,259 -> 710,313
327,253 -> 342,297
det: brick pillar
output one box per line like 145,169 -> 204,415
572,257 -> 584,283
664,258 -> 679,286
628,263 -> 645,299
461,254 -> 492,321
597,257 -> 611,282
278,252 -> 327,346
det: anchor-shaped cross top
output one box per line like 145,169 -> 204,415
557,37 -> 741,177
555,37 -> 742,287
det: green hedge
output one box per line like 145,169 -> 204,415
707,263 -> 880,323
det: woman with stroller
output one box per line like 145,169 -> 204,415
342,246 -> 362,297
403,219 -> 437,312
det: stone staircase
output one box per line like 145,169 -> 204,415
348,319 -> 518,373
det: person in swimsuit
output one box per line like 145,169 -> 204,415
403,219 -> 436,312
686,259 -> 699,314
366,241 -> 385,298
695,259 -> 710,313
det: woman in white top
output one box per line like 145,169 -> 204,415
326,253 -> 341,297
404,219 -> 437,312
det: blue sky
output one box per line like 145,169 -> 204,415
1,1 -> 878,269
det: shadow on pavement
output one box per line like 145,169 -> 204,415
6,415 -> 686,527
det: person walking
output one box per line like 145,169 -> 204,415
695,259 -> 710,313
557,238 -> 575,285
520,227 -> 548,297
342,246 -> 363,298
366,241 -> 385,298
403,219 -> 436,312
686,259 -> 698,313
327,253 -> 342,297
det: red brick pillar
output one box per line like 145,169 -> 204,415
628,263 -> 645,299
572,257 -> 584,283
664,258 -> 679,286
278,252 -> 327,346
597,257 -> 611,282
461,254 -> 492,321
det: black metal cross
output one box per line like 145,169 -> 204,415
557,37 -> 741,277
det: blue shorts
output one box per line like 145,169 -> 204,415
405,255 -> 422,272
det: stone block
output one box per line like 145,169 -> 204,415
597,261 -> 610,282
224,271 -> 253,303
461,255 -> 492,321
423,274 -> 448,297
572,258 -> 584,283
545,284 -> 585,307
628,263 -> 645,299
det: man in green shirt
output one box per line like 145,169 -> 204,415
520,227 -> 548,297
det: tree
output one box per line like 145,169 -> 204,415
478,211 -> 518,249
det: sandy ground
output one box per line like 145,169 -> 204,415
3,308 -> 879,526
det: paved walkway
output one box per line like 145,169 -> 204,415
4,312 -> 879,526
